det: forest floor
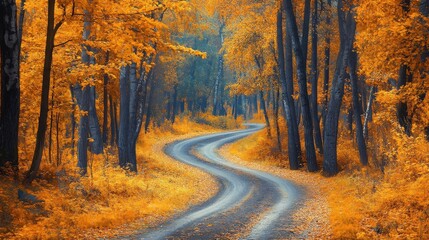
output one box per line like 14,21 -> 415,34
220,130 -> 333,239
0,116 -> 240,239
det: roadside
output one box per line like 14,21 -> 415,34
219,130 -> 333,239
0,116 -> 239,239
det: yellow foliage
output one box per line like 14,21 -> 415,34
0,118 -> 222,239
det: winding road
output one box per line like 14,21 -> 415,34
130,124 -> 303,240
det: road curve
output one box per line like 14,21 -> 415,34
130,124 -> 302,240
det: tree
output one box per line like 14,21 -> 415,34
0,0 -> 21,172
276,4 -> 301,170
283,0 -> 318,172
25,0 -> 64,183
310,0 -> 323,153
323,0 -> 357,176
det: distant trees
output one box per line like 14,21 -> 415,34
221,0 -> 429,176
3,0 -> 429,182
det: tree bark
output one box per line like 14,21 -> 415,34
396,0 -> 413,136
349,50 -> 368,166
102,52 -> 109,145
118,66 -> 130,169
274,86 -> 282,152
25,0 -> 61,183
109,95 -> 116,147
283,0 -> 318,172
310,0 -> 323,153
213,22 -> 225,116
276,6 -> 300,169
0,0 -> 20,171
260,91 -> 272,138
145,73 -> 156,133
322,0 -> 332,137
363,86 -> 376,139
323,0 -> 356,176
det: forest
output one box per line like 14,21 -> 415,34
0,0 -> 428,239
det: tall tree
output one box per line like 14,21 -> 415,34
349,51 -> 368,166
0,0 -> 20,171
283,0 -> 318,172
323,0 -> 357,176
310,0 -> 323,153
25,0 -> 64,182
276,5 -> 301,170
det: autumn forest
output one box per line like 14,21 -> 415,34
0,0 -> 428,239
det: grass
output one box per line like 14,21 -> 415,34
0,116 -> 241,239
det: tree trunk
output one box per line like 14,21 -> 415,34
102,52 -> 109,145
55,113 -> 60,166
88,85 -> 103,154
118,66 -> 130,168
274,86 -> 282,152
25,0 -> 60,183
75,85 -> 90,175
323,0 -> 356,176
363,86 -> 376,139
109,96 -> 116,147
301,0 -> 311,62
126,62 -> 138,172
349,50 -> 368,166
0,0 -> 20,171
276,6 -> 300,169
213,23 -> 225,116
283,0 -> 318,172
172,84 -> 178,124
145,74 -> 156,133
260,91 -> 272,138
397,65 -> 413,135
310,0 -> 323,153
322,0 -> 332,137
70,86 -> 76,156
49,80 -> 55,164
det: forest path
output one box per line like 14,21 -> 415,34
129,124 -> 303,239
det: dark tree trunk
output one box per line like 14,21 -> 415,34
145,74 -> 156,133
0,0 -> 20,171
75,85 -> 90,175
70,86 -> 77,156
283,0 -> 318,172
301,0 -> 311,62
396,0 -> 413,136
323,0 -> 357,176
276,6 -> 300,169
109,96 -> 116,147
397,65 -> 413,136
118,66 -> 130,168
114,102 -> 119,146
322,0 -> 332,136
49,79 -> 55,164
349,51 -> 368,166
127,62 -> 138,172
234,95 -> 239,120
88,85 -> 103,154
55,113 -> 60,166
213,23 -> 225,116
25,0 -> 61,183
260,91 -> 272,138
310,0 -> 323,153
274,86 -> 282,152
102,52 -> 109,145
172,84 -> 178,124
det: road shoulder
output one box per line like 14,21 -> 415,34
219,134 -> 333,239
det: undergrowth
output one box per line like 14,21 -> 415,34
0,115 -> 241,239
228,115 -> 429,239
